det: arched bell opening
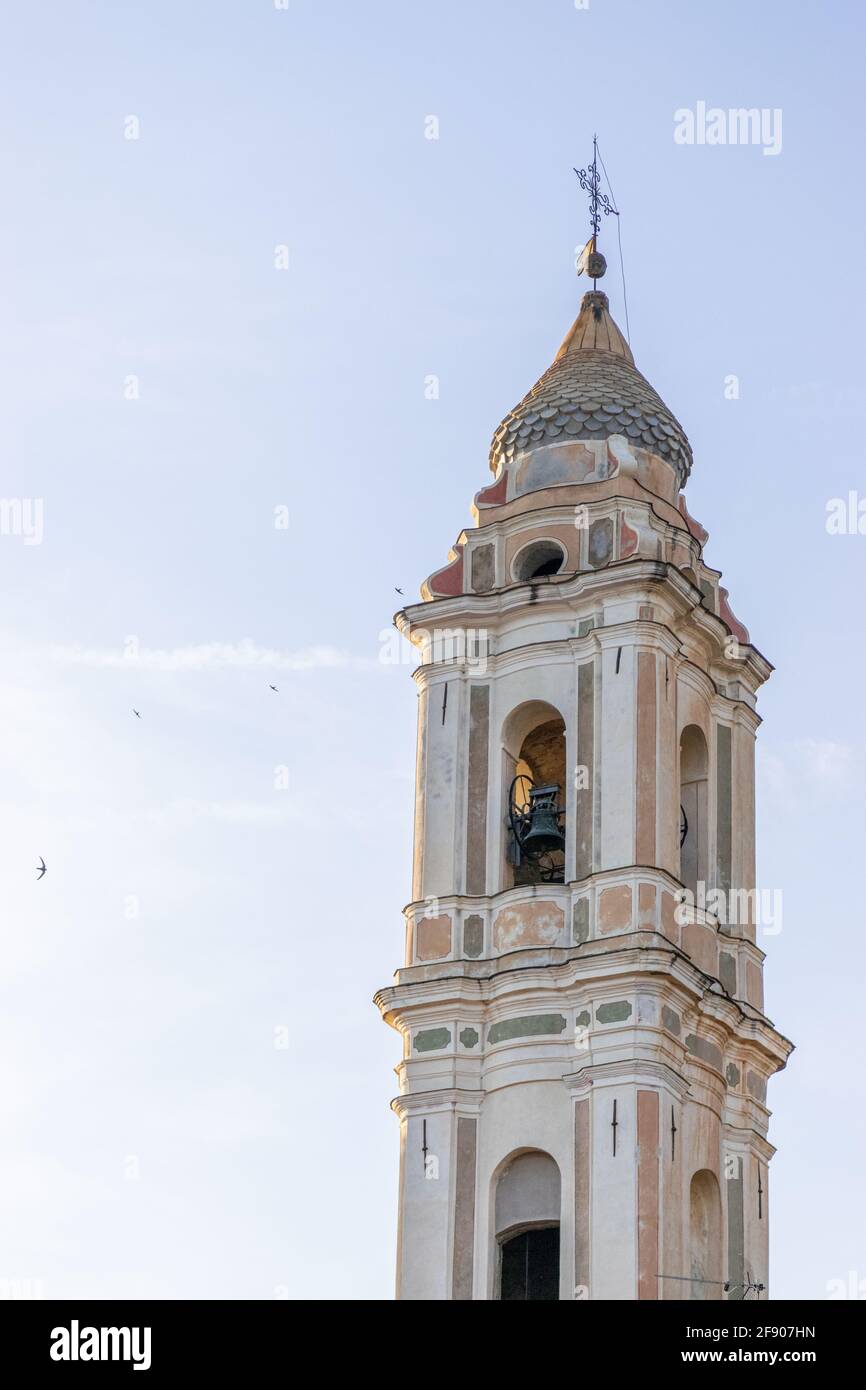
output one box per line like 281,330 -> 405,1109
679,724 -> 709,898
494,1151 -> 562,1301
501,702 -> 567,888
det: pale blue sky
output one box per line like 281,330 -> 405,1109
0,0 -> 863,1299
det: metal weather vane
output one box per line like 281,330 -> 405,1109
573,135 -> 619,285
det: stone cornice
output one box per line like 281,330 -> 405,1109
563,1058 -> 692,1098
399,561 -> 773,692
390,1089 -> 484,1121
375,934 -> 793,1076
401,864 -> 684,919
721,1124 -> 777,1164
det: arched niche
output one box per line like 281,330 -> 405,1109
494,1150 -> 561,1301
501,701 -> 567,888
689,1169 -> 723,1300
679,724 -> 709,897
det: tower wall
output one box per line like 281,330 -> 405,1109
378,291 -> 791,1300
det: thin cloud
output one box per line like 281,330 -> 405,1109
758,738 -> 859,806
49,640 -> 378,673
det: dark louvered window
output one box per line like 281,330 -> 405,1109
500,1226 -> 560,1301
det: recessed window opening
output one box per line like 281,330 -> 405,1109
689,1170 -> 723,1300
507,717 -> 566,886
500,1226 -> 560,1301
679,724 -> 709,898
495,1151 -> 561,1301
513,539 -> 566,583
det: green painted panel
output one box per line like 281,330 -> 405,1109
573,898 -> 590,944
463,914 -> 484,958
596,1000 -> 632,1024
488,1014 -> 567,1045
685,1032 -> 723,1071
662,1005 -> 681,1036
414,1027 -> 451,1053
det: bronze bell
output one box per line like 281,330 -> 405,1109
521,784 -> 565,856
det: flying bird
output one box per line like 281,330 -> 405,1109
395,587 -> 404,595
269,685 -> 279,692
36,857 -> 46,880
133,709 -> 141,718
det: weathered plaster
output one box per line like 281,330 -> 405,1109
466,685 -> 490,895
451,1118 -> 477,1300
463,913 -> 484,958
416,914 -> 452,961
637,1091 -> 660,1299
493,899 -> 565,952
598,884 -> 631,934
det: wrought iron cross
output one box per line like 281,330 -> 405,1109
574,135 -> 619,240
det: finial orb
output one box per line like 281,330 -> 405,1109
586,251 -> 607,280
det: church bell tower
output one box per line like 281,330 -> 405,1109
376,231 -> 792,1300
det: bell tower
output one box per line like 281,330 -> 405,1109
376,260 -> 792,1300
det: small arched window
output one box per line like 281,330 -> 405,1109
512,539 -> 566,582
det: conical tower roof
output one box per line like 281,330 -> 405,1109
489,290 -> 692,488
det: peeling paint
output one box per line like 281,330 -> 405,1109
598,884 -> 631,934
685,1033 -> 722,1071
588,516 -> 614,568
471,543 -> 495,594
493,900 -> 564,952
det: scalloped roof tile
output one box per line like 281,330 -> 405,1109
489,290 -> 693,488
